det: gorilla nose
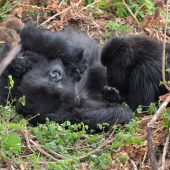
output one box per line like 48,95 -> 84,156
49,70 -> 62,81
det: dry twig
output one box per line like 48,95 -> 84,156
160,129 -> 170,170
147,94 -> 170,170
122,0 -> 140,26
39,6 -> 72,27
162,0 -> 170,91
129,158 -> 138,170
29,139 -> 59,162
79,127 -> 116,161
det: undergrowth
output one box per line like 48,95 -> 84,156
0,100 -> 143,169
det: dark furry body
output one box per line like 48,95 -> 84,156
0,25 -> 133,129
101,35 -> 170,110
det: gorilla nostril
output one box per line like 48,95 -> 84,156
49,70 -> 62,81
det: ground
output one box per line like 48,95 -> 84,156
0,0 -> 170,169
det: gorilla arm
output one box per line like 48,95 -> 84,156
21,24 -> 84,63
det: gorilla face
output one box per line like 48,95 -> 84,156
48,59 -> 65,89
17,58 -> 78,115
19,58 -> 76,97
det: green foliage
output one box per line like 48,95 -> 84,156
6,75 -> 15,104
124,118 -> 139,134
0,68 -> 143,169
98,0 -> 155,20
47,159 -> 79,170
136,105 -> 143,114
1,133 -> 21,156
0,82 -> 25,160
0,105 -> 16,121
163,108 -> 170,128
136,102 -> 157,115
89,152 -> 112,170
8,75 -> 14,89
0,0 -> 20,20
0,105 -> 23,159
0,104 -> 143,169
104,21 -> 131,39
18,96 -> 26,106
26,10 -> 39,18
85,0 -> 94,6
107,21 -> 130,32
166,68 -> 170,73
118,155 -> 127,165
112,132 -> 143,148
31,121 -> 83,149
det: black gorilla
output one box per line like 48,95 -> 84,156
0,24 -> 94,103
101,35 -> 170,111
17,58 -> 132,129
0,24 -> 133,129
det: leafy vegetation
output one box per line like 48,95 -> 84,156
98,0 -> 155,20
163,108 -> 170,128
104,20 -> 131,38
0,100 -> 143,169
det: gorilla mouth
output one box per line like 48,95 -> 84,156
48,79 -> 63,90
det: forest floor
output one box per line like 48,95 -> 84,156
0,0 -> 170,169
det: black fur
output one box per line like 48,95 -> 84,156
17,58 -> 132,129
101,35 -> 170,110
0,25 -> 133,129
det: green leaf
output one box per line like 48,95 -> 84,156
8,123 -> 23,130
136,106 -> 143,113
3,133 -> 22,154
18,96 -> 26,106
118,155 -> 127,165
112,140 -> 123,148
8,75 -> 14,88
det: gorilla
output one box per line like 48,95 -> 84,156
0,22 -> 133,130
101,35 -> 170,111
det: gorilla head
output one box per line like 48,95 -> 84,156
18,58 -> 77,115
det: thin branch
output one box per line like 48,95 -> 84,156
39,0 -> 101,27
79,127 -> 116,161
141,148 -> 148,167
27,137 -> 70,160
48,149 -> 70,160
147,94 -> 170,170
38,6 -> 72,27
80,0 -> 100,11
29,139 -> 59,162
129,159 -> 138,170
148,95 -> 170,127
78,138 -> 113,161
147,126 -> 158,170
22,131 -> 34,153
160,129 -> 170,170
122,0 -> 140,26
134,4 -> 145,17
162,0 -> 170,91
